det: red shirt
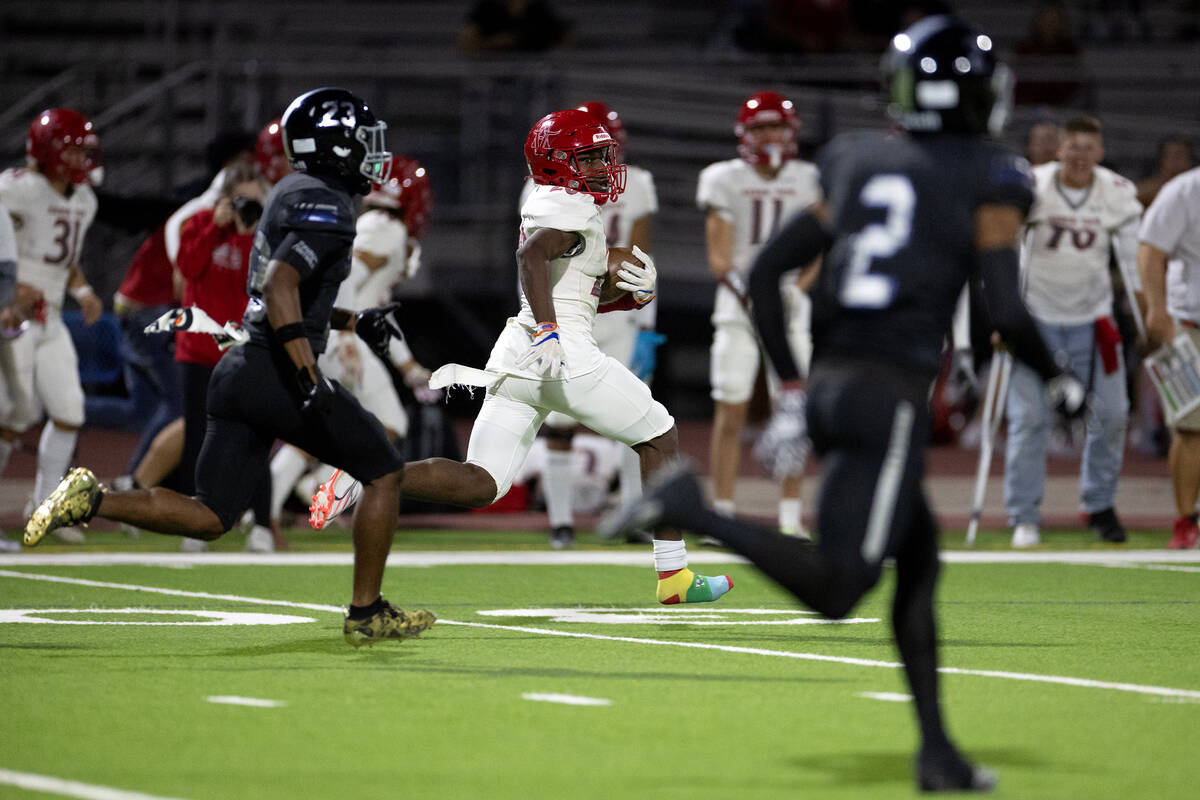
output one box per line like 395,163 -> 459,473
115,225 -> 175,308
174,208 -> 253,367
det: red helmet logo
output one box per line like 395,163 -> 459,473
27,108 -> 100,185
735,91 -> 799,168
524,109 -> 626,205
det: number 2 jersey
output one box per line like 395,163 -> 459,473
242,171 -> 358,355
0,168 -> 97,312
810,131 -> 1034,380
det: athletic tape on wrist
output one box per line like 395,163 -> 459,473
274,322 -> 307,344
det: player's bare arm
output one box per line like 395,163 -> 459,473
66,265 -> 101,325
515,226 -> 577,324
704,210 -> 735,281
353,248 -> 388,273
1137,240 -> 1173,347
262,257 -> 317,378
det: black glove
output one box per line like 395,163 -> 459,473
296,365 -> 335,415
355,302 -> 404,360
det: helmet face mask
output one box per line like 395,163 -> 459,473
524,109 -> 627,205
281,88 -> 392,194
736,91 -> 799,168
884,15 -> 1010,137
28,108 -> 100,185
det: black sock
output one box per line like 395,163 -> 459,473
348,596 -> 386,620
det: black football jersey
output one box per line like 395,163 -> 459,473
810,131 -> 1033,378
242,172 -> 358,354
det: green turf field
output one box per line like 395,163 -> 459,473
2,528 -> 1198,799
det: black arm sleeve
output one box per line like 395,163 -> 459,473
748,210 -> 832,382
973,246 -> 1061,381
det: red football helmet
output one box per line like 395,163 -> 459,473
735,91 -> 799,168
575,101 -> 626,164
524,109 -> 626,205
366,155 -> 434,240
27,108 -> 100,185
255,117 -> 291,184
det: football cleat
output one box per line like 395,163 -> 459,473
343,600 -> 436,648
917,749 -> 997,793
549,525 -> 575,550
24,467 -> 101,546
1168,515 -> 1199,550
309,468 -> 363,530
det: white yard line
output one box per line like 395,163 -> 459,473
859,692 -> 912,703
3,568 -> 1199,701
1,549 -> 1199,568
521,693 -> 611,706
0,767 -> 186,800
205,696 -> 285,708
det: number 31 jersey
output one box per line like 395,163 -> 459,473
0,168 -> 97,311
810,131 -> 1034,380
698,158 -> 821,325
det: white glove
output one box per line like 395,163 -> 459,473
753,387 -> 810,480
615,245 -> 657,305
1047,373 -> 1087,420
516,322 -> 568,379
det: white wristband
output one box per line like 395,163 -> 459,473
69,285 -> 95,301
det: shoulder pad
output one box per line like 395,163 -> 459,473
521,186 -> 596,232
280,186 -> 356,237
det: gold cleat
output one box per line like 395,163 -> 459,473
343,599 -> 436,648
24,467 -> 101,547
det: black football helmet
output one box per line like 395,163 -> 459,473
280,87 -> 391,194
883,15 -> 1013,136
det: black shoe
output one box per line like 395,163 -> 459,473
917,749 -> 996,793
1087,508 -> 1127,543
549,525 -> 575,550
597,461 -> 705,540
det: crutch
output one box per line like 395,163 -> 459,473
965,352 -> 1012,546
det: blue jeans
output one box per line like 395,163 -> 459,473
84,305 -> 183,471
1003,319 -> 1129,525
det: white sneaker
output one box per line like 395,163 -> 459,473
244,524 -> 275,553
180,537 -> 208,553
1012,523 -> 1040,548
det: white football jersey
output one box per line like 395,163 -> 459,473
696,158 -> 821,324
334,209 -> 409,311
0,168 -> 97,311
1022,162 -> 1143,324
1139,166 -> 1200,324
491,184 -> 607,378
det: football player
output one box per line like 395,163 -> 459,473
697,90 -> 822,537
271,154 -> 439,527
602,15 -> 1087,792
25,87 -> 435,647
315,109 -> 733,605
0,108 -> 103,543
521,101 -> 662,549
1005,115 -> 1142,547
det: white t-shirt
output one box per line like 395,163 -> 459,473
0,168 -> 98,311
1139,166 -> 1200,323
696,157 -> 821,325
1021,162 -> 1142,324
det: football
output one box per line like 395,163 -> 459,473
600,247 -> 643,304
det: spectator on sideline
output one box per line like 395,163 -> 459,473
1004,116 -> 1142,547
1138,164 -> 1200,549
1025,117 -> 1063,166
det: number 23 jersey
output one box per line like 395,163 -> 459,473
811,131 -> 1034,380
0,168 -> 97,311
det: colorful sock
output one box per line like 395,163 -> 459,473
544,449 -> 574,529
656,567 -> 733,605
34,422 -> 77,503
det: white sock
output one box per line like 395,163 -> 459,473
544,449 -> 574,529
714,498 -> 735,517
652,538 -> 688,573
779,498 -> 803,534
270,446 -> 311,521
0,438 -> 13,475
618,446 -> 642,505
34,422 -> 77,503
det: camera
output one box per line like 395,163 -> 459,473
231,196 -> 263,227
